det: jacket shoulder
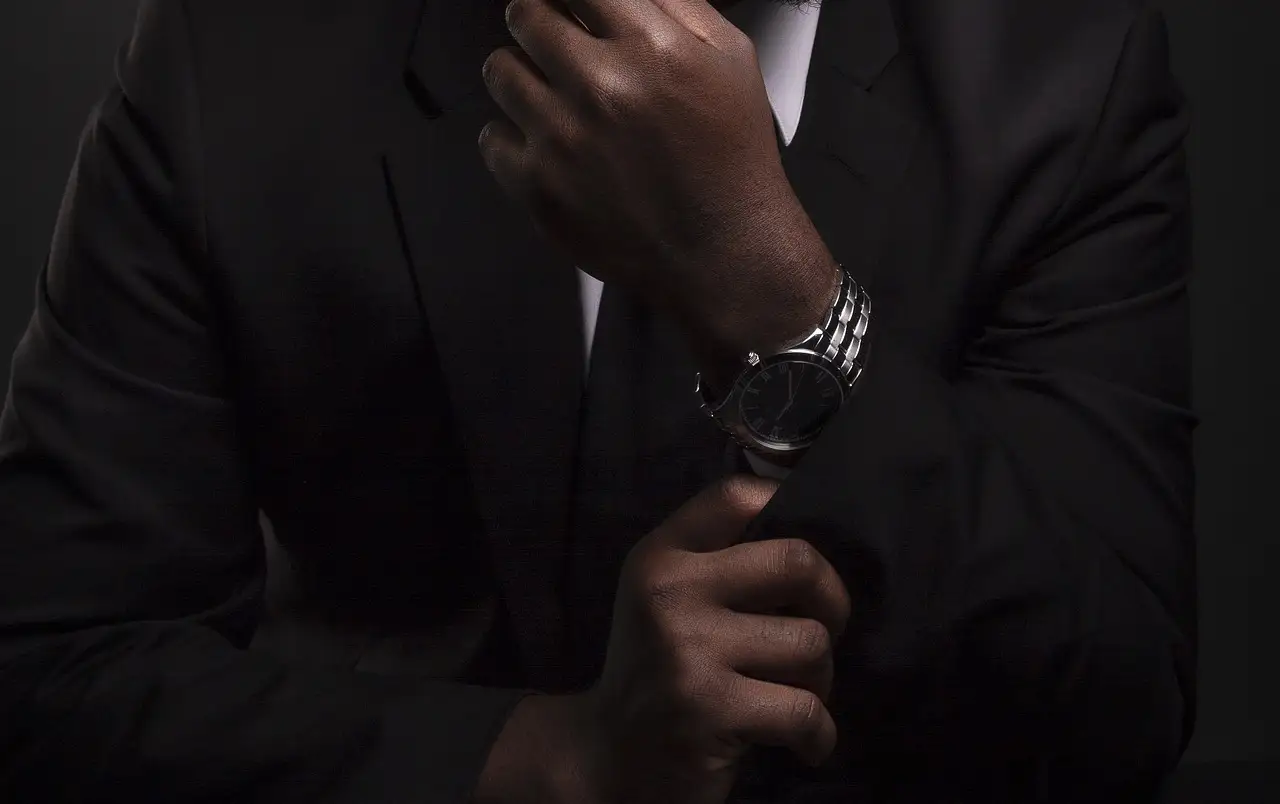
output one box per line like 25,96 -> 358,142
175,0 -> 419,120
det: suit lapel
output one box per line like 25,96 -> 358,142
383,0 -> 584,690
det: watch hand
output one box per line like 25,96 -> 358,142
779,373 -> 799,418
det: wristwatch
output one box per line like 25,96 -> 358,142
695,265 -> 870,465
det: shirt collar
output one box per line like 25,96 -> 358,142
720,0 -> 824,146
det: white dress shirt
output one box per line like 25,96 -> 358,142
576,0 -> 824,477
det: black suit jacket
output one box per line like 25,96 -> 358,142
0,0 -> 1195,801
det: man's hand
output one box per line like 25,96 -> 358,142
478,0 -> 837,362
564,475 -> 853,804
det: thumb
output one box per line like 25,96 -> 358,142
650,474 -> 781,554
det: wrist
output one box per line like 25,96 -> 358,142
541,692 -> 612,804
690,217 -> 842,397
474,693 -> 604,804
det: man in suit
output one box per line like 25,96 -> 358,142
0,0 -> 1195,800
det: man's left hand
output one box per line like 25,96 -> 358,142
479,0 -> 835,357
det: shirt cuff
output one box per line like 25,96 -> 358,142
744,449 -> 792,481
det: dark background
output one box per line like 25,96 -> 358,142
1,0 -> 1275,798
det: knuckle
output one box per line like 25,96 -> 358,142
775,538 -> 820,580
481,49 -> 503,87
790,619 -> 832,663
504,0 -> 529,32
637,553 -> 692,609
717,476 -> 770,519
477,124 -> 503,165
585,68 -> 637,116
482,48 -> 520,96
646,576 -> 685,615
789,690 -> 824,733
641,28 -> 683,61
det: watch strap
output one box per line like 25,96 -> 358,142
814,267 -> 870,387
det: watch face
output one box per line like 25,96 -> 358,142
739,358 -> 845,447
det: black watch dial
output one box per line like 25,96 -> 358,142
738,358 -> 845,446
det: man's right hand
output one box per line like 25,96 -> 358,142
563,474 -> 854,804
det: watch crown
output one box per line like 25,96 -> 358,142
746,352 -> 762,366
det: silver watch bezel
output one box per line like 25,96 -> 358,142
695,267 -> 869,460
727,349 -> 851,454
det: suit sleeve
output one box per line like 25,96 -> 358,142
0,2 -> 526,801
742,8 -> 1195,802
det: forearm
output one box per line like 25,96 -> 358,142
674,203 -> 842,398
474,693 -> 600,804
